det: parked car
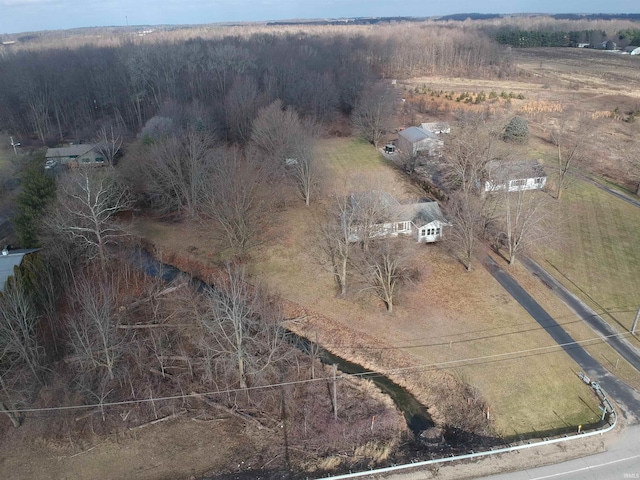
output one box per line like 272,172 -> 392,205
44,159 -> 57,169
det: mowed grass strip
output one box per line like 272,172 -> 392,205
538,179 -> 640,345
250,137 -> 600,436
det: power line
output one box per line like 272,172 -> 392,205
5,329 -> 634,415
315,308 -> 640,351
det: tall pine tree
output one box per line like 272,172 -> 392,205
13,154 -> 56,248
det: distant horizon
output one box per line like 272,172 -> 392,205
3,12 -> 640,37
1,0 -> 639,36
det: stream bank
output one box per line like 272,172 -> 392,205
132,245 -> 506,478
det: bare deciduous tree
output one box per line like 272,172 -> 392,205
494,189 -> 553,265
197,264 -> 288,391
351,84 -> 396,148
441,112 -> 504,271
250,100 -> 319,205
320,194 -> 356,296
349,190 -> 395,252
142,131 -> 214,218
550,124 -> 580,200
356,239 -> 414,313
442,112 -> 500,193
0,277 -> 46,426
250,100 -> 300,167
48,169 -> 132,267
94,125 -> 123,167
66,273 -> 128,382
203,148 -> 272,255
288,119 -> 320,206
445,191 -> 487,271
0,279 -> 46,386
224,75 -> 265,144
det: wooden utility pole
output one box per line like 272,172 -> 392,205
332,363 -> 338,420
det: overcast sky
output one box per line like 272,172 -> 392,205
0,0 -> 638,35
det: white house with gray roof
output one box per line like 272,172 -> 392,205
347,192 -> 447,243
483,159 -> 547,193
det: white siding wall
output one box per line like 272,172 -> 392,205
417,220 -> 444,243
485,177 -> 546,193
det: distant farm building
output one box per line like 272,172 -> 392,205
45,144 -> 104,167
483,160 -> 547,193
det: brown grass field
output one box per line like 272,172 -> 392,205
134,137 -> 607,438
67,46 -> 640,479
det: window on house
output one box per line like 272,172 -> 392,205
534,177 -> 543,184
510,179 -> 527,188
421,229 -> 426,236
436,228 -> 441,235
397,222 -> 405,231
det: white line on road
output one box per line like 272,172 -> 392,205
529,454 -> 640,479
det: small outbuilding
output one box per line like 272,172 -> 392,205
397,126 -> 443,157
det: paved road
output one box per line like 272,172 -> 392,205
482,255 -> 640,424
575,172 -> 640,209
521,256 -> 640,373
479,424 -> 640,480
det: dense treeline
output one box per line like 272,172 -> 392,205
0,27 -> 506,144
495,28 -> 612,48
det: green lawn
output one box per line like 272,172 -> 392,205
537,179 -> 640,338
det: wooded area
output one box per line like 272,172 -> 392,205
1,15 -> 638,477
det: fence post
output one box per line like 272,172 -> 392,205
632,306 -> 640,335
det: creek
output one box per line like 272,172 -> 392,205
130,249 -> 434,436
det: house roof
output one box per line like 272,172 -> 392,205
394,202 -> 444,226
398,126 -> 438,144
0,248 -> 39,293
350,191 -> 400,210
486,159 -> 546,181
46,144 -> 96,159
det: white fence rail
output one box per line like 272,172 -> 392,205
323,382 -> 616,480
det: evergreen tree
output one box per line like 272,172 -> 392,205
13,154 -> 56,248
503,116 -> 530,144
